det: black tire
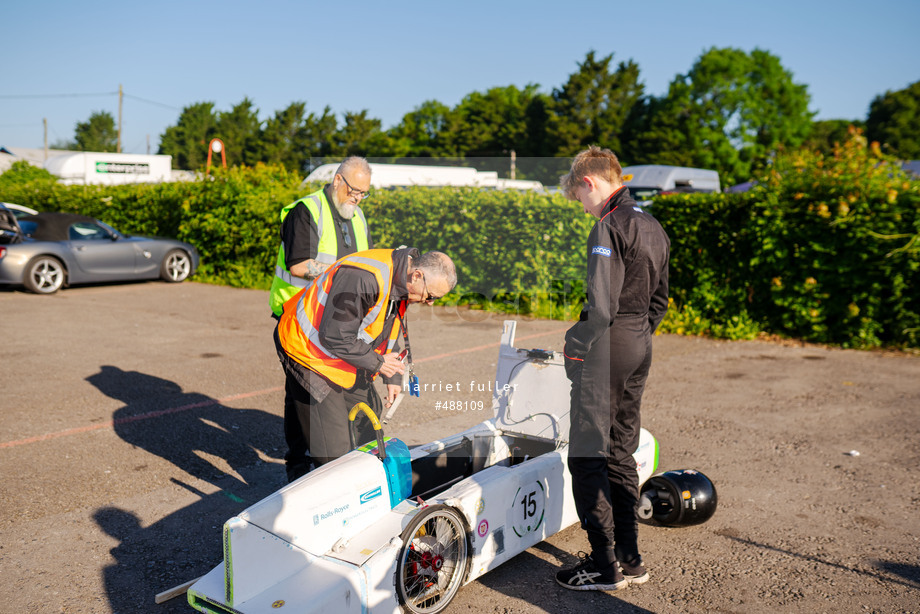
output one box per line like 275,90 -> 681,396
160,249 -> 191,283
23,255 -> 65,294
396,505 -> 469,614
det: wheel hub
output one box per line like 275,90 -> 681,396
420,551 -> 443,572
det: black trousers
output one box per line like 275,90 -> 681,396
568,317 -> 652,567
283,371 -> 379,480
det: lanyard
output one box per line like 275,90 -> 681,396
396,306 -> 413,366
396,306 -> 420,396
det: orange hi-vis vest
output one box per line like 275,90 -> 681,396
277,249 -> 404,389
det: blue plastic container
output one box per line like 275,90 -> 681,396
381,438 -> 412,507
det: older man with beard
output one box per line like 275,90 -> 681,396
269,156 -> 377,481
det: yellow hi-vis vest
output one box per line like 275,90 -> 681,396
276,249 -> 404,389
269,188 -> 369,316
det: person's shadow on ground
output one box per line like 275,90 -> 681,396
87,365 -> 284,489
87,366 -> 286,612
95,467 -> 281,613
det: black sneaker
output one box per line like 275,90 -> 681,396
619,556 -> 649,585
556,553 -> 628,591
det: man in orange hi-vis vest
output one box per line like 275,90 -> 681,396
274,247 -> 457,480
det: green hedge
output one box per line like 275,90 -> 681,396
0,161 -> 593,306
362,186 -> 593,318
652,135 -> 920,348
2,139 -> 918,349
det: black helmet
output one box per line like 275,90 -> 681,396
638,469 -> 717,526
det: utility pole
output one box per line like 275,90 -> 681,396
43,118 -> 48,161
146,134 -> 150,155
117,84 -> 123,153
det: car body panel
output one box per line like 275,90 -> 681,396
0,212 -> 198,290
0,202 -> 39,219
0,203 -> 24,245
187,321 -> 660,614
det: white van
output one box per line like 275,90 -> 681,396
622,165 -> 720,205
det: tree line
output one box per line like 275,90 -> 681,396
55,49 -> 920,187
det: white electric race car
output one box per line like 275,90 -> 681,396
187,321 -> 717,614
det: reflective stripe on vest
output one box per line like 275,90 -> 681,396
295,254 -> 392,347
304,194 -> 370,262
269,189 -> 369,316
275,260 -> 309,288
278,249 -> 400,389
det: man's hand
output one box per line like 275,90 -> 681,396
290,259 -> 330,281
384,384 -> 401,408
379,352 -> 407,379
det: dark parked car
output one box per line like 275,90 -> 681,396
0,208 -> 199,294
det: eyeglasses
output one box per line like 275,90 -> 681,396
339,174 -> 370,200
340,222 -> 352,248
420,272 -> 443,304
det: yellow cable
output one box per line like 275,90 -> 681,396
348,402 -> 382,431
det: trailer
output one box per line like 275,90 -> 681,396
44,152 -> 173,185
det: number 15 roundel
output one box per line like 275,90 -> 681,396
511,481 -> 546,537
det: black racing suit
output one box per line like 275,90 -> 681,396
563,186 -> 670,568
274,248 -> 411,476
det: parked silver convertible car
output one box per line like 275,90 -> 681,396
0,206 -> 199,294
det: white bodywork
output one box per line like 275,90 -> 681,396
188,320 -> 658,613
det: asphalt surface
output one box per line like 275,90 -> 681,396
1,281 -> 918,613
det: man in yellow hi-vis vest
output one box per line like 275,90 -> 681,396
274,248 -> 457,480
269,156 -> 373,317
270,157 -> 375,482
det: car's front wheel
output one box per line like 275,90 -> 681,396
24,255 -> 65,294
160,249 -> 191,283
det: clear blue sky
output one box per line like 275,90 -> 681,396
3,0 -> 918,155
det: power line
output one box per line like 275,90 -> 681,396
1,91 -> 179,111
123,94 -> 181,111
0,92 -> 118,99
3,88 -> 179,151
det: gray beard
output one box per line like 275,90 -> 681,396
336,202 -> 357,219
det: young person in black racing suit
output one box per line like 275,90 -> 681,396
555,146 -> 670,592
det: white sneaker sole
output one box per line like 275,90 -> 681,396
556,577 -> 629,591
624,572 -> 650,585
